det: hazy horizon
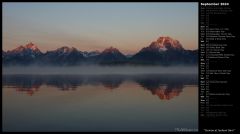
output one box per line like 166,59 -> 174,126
3,2 -> 198,55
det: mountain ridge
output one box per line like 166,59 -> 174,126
2,36 -> 198,66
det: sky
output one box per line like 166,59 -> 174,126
3,2 -> 198,54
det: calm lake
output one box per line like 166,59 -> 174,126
2,74 -> 198,132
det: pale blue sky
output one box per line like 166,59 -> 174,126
3,2 -> 198,54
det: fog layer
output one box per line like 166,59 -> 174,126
3,65 -> 198,75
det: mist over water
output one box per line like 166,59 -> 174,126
3,74 -> 198,131
3,66 -> 198,131
3,65 -> 198,75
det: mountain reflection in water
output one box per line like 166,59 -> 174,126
3,74 -> 197,100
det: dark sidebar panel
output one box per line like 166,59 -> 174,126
199,0 -> 238,133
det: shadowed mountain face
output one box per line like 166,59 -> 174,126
130,36 -> 198,65
41,47 -> 85,66
3,74 -> 197,100
2,36 -> 198,66
3,43 -> 43,65
85,47 -> 128,65
97,47 -> 127,65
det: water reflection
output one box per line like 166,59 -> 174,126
3,74 -> 197,100
135,75 -> 196,100
3,74 -> 198,131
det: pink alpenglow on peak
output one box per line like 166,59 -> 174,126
25,42 -> 39,51
11,42 -> 42,54
156,36 -> 183,50
141,36 -> 184,52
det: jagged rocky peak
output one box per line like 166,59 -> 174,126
11,42 -> 42,53
25,42 -> 39,50
143,36 -> 184,52
12,45 -> 25,52
102,46 -> 121,54
56,46 -> 78,53
156,36 -> 183,49
82,50 -> 101,57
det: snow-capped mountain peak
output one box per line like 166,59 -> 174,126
25,42 -> 39,51
140,36 -> 184,52
148,42 -> 167,52
156,36 -> 183,50
10,42 -> 42,54
82,50 -> 100,57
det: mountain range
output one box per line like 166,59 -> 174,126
2,36 -> 198,66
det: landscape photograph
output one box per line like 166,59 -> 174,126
2,2 -> 198,132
